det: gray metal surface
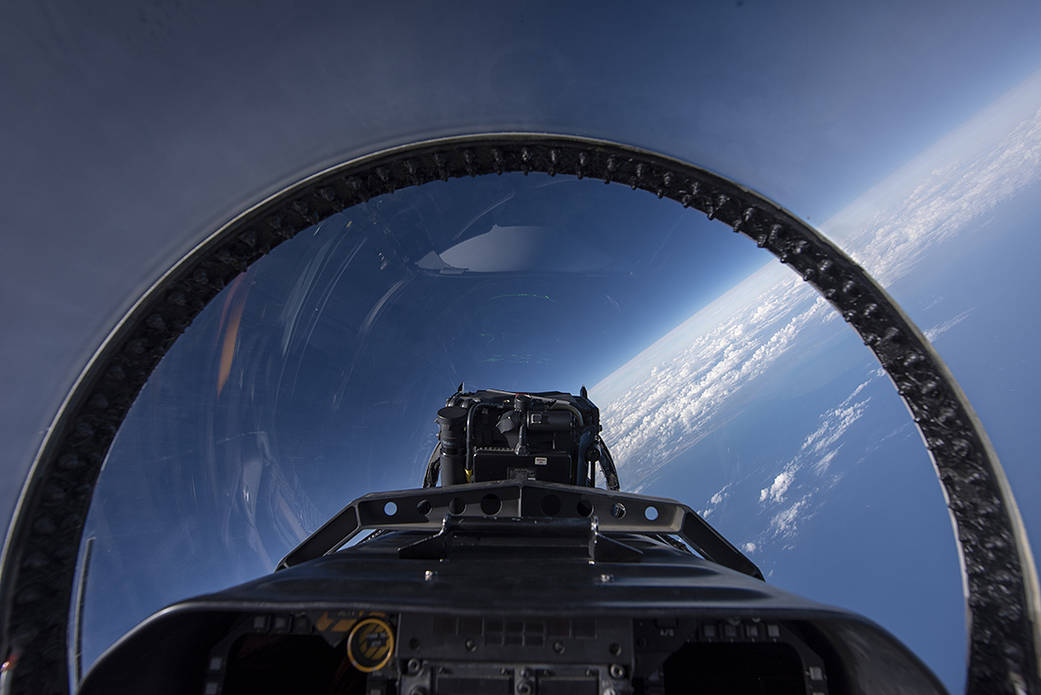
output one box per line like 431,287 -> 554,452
0,135 -> 1037,693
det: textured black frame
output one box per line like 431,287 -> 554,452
0,134 -> 1037,694
275,480 -> 764,580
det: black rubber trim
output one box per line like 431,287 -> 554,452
0,133 -> 1036,694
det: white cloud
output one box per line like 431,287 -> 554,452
700,483 -> 731,518
924,309 -> 974,343
801,393 -> 871,456
813,447 -> 840,475
743,542 -> 757,553
760,468 -> 795,503
597,279 -> 826,490
754,375 -> 872,530
770,497 -> 808,537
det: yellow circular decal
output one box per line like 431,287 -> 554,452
347,617 -> 395,673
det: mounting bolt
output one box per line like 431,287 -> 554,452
553,640 -> 565,654
609,664 -> 625,679
406,658 -> 422,675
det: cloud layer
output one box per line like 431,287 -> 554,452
593,79 -> 1041,540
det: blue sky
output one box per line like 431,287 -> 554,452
590,69 -> 1041,691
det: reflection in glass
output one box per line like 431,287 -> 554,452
74,171 -> 963,688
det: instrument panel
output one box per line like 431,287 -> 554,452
204,609 -> 832,695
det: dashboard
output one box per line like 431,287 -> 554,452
79,518 -> 945,695
205,609 -> 833,695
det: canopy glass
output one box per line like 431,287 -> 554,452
74,170 -> 976,690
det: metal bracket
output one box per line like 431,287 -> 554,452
276,480 -> 762,580
396,515 -> 644,563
